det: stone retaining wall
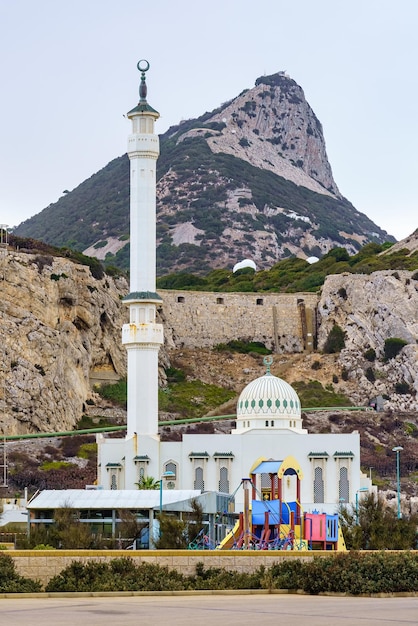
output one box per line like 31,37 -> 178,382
160,290 -> 318,352
11,549 -> 323,587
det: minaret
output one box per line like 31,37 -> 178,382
122,60 -> 163,438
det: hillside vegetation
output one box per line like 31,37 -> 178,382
157,243 -> 418,293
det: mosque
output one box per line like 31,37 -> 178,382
95,61 -> 372,546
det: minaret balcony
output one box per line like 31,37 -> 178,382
122,322 -> 163,346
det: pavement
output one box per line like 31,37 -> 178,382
0,593 -> 417,625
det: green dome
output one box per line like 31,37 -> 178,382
237,373 -> 301,418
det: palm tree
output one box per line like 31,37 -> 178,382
135,475 -> 160,490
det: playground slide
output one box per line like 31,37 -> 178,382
217,520 -> 241,550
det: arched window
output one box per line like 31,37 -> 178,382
339,466 -> 349,503
194,466 -> 204,491
110,473 -> 118,490
314,466 -> 324,503
164,461 -> 177,479
219,466 -> 229,493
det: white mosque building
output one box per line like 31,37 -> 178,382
96,61 -> 370,517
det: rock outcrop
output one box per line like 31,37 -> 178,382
1,251 -> 128,434
317,270 -> 418,411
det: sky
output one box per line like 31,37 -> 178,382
0,0 -> 417,240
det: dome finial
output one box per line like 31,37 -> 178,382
263,355 -> 273,375
137,59 -> 150,102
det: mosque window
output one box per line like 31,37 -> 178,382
216,297 -> 224,304
164,461 -> 177,481
256,298 -> 264,305
313,466 -> 324,503
265,420 -> 269,427
194,466 -> 205,491
219,466 -> 229,493
177,296 -> 185,303
339,466 -> 349,503
110,473 -> 118,490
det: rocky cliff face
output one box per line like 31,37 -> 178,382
1,251 -> 128,434
176,72 -> 339,198
318,270 -> 418,411
2,243 -> 418,435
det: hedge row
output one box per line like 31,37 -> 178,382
1,552 -> 417,595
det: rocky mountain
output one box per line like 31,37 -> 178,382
14,72 -> 394,275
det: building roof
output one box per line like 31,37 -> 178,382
27,489 -> 201,511
237,373 -> 301,419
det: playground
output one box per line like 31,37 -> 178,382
189,456 -> 346,551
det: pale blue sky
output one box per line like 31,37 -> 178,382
1,0 -> 417,240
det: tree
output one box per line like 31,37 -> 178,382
118,510 -> 147,548
136,476 -> 160,490
339,493 -> 417,550
52,504 -> 93,549
323,324 -> 346,354
154,514 -> 187,549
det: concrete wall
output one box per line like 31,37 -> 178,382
11,549 -> 324,588
160,290 -> 318,352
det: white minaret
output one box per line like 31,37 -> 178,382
122,60 -> 163,438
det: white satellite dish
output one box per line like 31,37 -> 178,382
306,256 -> 320,265
233,259 -> 257,273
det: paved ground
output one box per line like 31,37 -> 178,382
0,594 -> 417,625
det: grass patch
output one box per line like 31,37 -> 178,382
159,380 -> 235,419
40,461 -> 73,471
77,443 -> 97,460
293,380 -> 352,407
94,379 -> 127,407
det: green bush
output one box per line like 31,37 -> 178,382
46,558 -> 189,592
364,348 -> 376,362
365,367 -> 376,383
384,337 -> 408,360
214,340 -> 271,355
323,324 -> 345,354
395,381 -> 412,394
0,552 -> 42,592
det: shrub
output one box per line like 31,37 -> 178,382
166,367 -> 186,383
384,337 -> 408,360
44,553 -> 418,594
46,559 -> 188,592
0,552 -> 42,592
365,367 -> 376,383
364,348 -> 376,362
311,360 -> 322,370
323,324 -> 345,353
341,367 -> 349,381
395,381 -> 412,395
214,340 -> 271,355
